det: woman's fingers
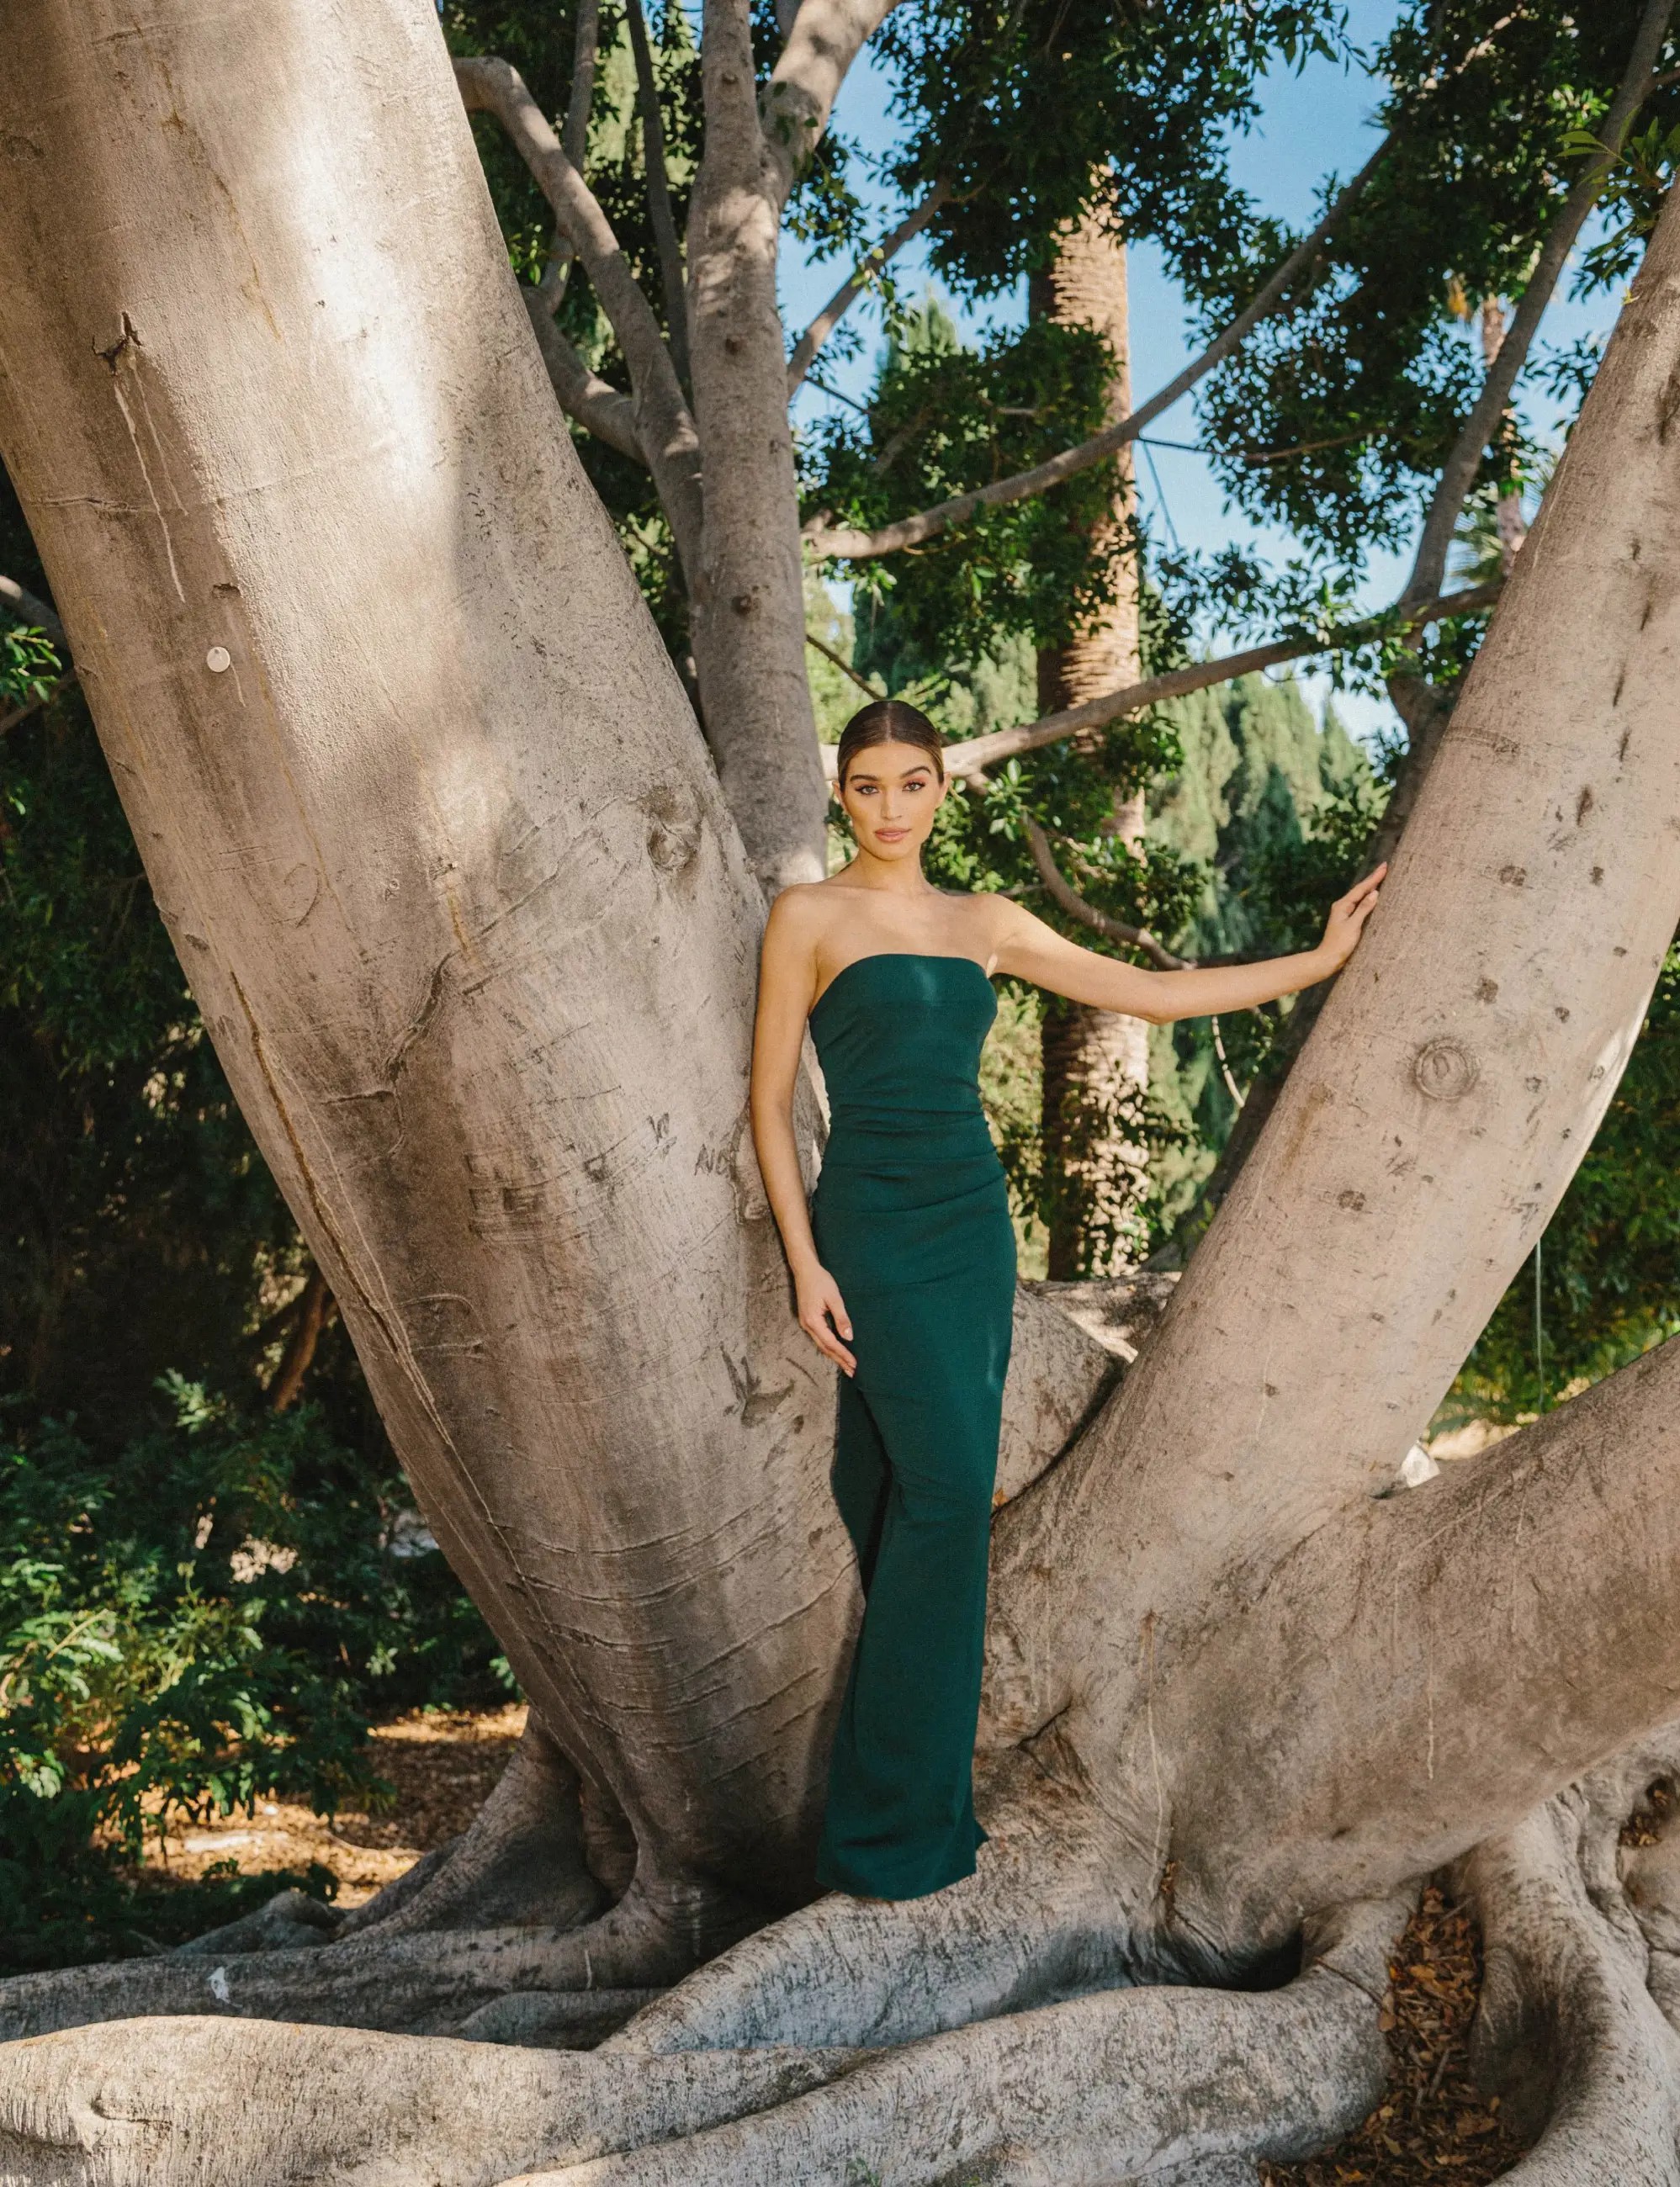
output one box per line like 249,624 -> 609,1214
798,1276 -> 856,1375
1322,863 -> 1387,962
822,1287 -> 857,1375
1337,862 -> 1387,913
803,1320 -> 856,1375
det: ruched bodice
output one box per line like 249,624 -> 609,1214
803,949 -> 1015,1901
810,952 -> 997,1122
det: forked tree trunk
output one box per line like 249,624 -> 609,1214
6,3 -> 1680,2180
0,0 -> 853,1953
1031,205 -> 1150,1276
683,0 -> 829,890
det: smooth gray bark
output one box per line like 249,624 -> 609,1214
0,0 -> 848,1931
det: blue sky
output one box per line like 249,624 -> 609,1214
781,1 -> 1621,741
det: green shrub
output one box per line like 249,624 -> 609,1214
0,1377 -> 506,1972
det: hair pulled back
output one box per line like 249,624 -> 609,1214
835,698 -> 944,789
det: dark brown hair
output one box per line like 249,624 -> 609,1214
835,699 -> 944,789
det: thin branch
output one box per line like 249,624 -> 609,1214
941,581 -> 1502,781
535,0 -> 602,311
0,672 -> 73,737
803,135 -> 1391,562
1210,1016 -> 1246,1109
625,0 -> 692,388
268,1268 -> 334,1413
522,293 -> 645,463
0,575 -> 65,646
786,183 -> 951,395
804,628 -> 883,698
562,0 -> 601,167
1020,815 -> 1189,970
1400,0 -> 1676,611
454,56 -> 703,578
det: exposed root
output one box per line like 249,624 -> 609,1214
454,1990 -> 669,2048
1459,1765 -> 1680,2184
335,1717 -> 606,1940
607,1766 -> 1136,2052
516,1898 -> 1409,2187
0,2017 -> 865,2187
0,1873 -> 759,2044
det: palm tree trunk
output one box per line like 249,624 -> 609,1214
1031,202 -> 1149,1276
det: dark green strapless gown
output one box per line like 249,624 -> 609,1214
808,951 -> 1015,1899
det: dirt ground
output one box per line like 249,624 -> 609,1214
138,1702 -> 529,1905
140,1709 -> 1531,2179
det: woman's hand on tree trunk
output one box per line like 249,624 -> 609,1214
795,1264 -> 856,1376
1314,865 -> 1386,973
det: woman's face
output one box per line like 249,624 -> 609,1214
838,739 -> 946,863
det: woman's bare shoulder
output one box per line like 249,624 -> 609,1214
762,880 -> 849,954
941,888 -> 1028,959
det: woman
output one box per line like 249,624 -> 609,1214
750,699 -> 1384,1902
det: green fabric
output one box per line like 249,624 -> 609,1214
808,953 -> 1015,1899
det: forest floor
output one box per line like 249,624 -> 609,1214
135,1700 -> 529,1904
1262,1884 -> 1533,2185
133,1705 -> 1533,2183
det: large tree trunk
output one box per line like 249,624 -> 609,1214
1031,204 -> 1150,1276
0,0 -> 852,1963
7,3 -> 1680,2180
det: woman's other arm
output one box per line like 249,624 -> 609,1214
991,866 -> 1386,1025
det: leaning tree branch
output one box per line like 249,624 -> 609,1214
522,297 -> 646,463
1400,0 -> 1677,612
1187,17 -> 1669,1221
453,56 -> 703,577
804,626 -> 883,698
1020,816 -> 1189,971
0,572 -> 65,645
1185,1328 -> 1680,1943
803,135 -> 1391,562
786,182 -> 951,395
931,580 -> 1502,781
625,0 -> 692,389
268,1266 -> 334,1411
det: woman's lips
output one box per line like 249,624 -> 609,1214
875,827 -> 909,841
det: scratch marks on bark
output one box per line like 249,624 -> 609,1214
721,1348 -> 795,1428
386,951 -> 453,1083
101,318 -> 188,605
1140,1610 -> 1169,1880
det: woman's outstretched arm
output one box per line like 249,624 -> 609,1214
992,866 -> 1386,1023
750,894 -> 857,1376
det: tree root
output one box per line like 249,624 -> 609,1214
517,1898 -> 1408,2187
607,1765 -> 1138,2052
0,1873 -> 759,2044
335,1716 -> 607,1941
1458,1735 -> 1680,2184
0,2017 -> 866,2187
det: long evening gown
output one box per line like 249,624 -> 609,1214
807,951 -> 1016,1899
